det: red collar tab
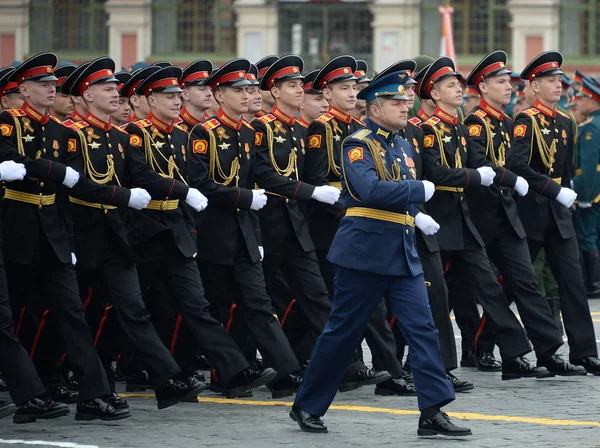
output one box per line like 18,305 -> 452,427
433,106 -> 458,125
268,66 -> 301,88
271,105 -> 295,126
529,62 -> 560,81
479,99 -> 503,120
85,112 -> 112,131
22,101 -> 50,124
320,67 -> 354,89
18,66 -> 54,84
71,109 -> 86,122
80,69 -> 115,95
217,108 -> 242,130
180,107 -> 204,127
417,109 -> 430,122
328,105 -> 352,124
298,117 -> 311,128
147,113 -> 174,133
533,99 -> 557,118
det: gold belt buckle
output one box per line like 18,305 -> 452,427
161,200 -> 168,211
39,194 -> 50,207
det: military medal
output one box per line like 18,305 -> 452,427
300,139 -> 305,154
216,127 -> 228,140
245,143 -> 250,159
53,140 -> 59,158
181,145 -> 186,161
119,143 -> 125,159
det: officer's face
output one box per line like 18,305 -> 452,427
301,93 -> 329,121
183,85 -> 213,111
51,92 -> 74,117
111,97 -> 131,124
246,86 -> 263,114
532,74 -> 562,104
272,79 -> 304,110
324,80 -> 357,112
214,86 -> 249,116
1,92 -> 24,110
148,92 -> 182,121
84,82 -> 119,115
480,74 -> 512,106
20,80 -> 56,108
371,98 -> 409,131
431,76 -> 463,109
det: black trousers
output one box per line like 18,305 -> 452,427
5,236 -> 110,401
0,251 -> 45,406
136,235 -> 249,384
198,244 -> 300,381
527,219 -> 597,359
441,229 -> 531,361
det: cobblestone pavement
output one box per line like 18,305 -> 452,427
2,303 -> 600,448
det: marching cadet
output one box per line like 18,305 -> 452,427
120,65 -> 161,122
63,57 -> 207,409
188,58 -> 313,398
297,69 -> 328,132
49,64 -> 76,121
290,72 -> 471,437
351,59 -> 370,120
0,67 -> 24,110
254,55 -> 388,391
0,52 -> 130,421
124,65 -> 278,398
463,51 -> 585,376
60,62 -> 91,124
255,55 -> 278,117
178,59 -> 214,132
461,86 -> 480,116
110,71 -> 132,125
419,57 -> 551,380
243,64 -> 263,122
508,51 -> 600,374
573,77 -> 600,298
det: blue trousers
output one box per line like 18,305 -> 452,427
295,266 -> 455,416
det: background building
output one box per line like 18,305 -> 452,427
0,0 -> 598,73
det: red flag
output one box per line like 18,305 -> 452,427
439,5 -> 456,65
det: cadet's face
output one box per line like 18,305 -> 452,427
354,82 -> 368,111
260,89 -> 275,108
1,92 -> 25,110
51,92 -> 74,117
21,80 -> 56,108
133,94 -> 151,117
301,93 -> 329,121
404,84 -> 416,109
111,97 -> 131,124
324,80 -> 357,112
85,82 -> 119,114
272,79 -> 304,110
523,81 -> 535,106
371,98 -> 409,131
431,76 -> 463,109
533,75 -> 562,104
513,99 -> 527,116
481,74 -> 512,106
149,92 -> 182,121
246,86 -> 263,114
215,86 -> 249,116
183,85 -> 213,111
462,96 -> 479,114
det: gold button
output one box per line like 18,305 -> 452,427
108,143 -> 112,148
171,144 -> 175,149
42,137 -> 46,142
43,148 -> 46,153
405,229 -> 409,234
173,154 -> 177,159
40,182 -> 44,187
555,129 -> 558,132
42,126 -> 45,131
236,208 -> 240,212
499,122 -> 503,127
402,174 -> 406,180
286,198 -> 289,203
168,135 -> 171,139
291,127 -> 294,131
293,147 -> 297,152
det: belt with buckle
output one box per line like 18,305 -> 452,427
147,199 -> 179,211
69,196 -> 117,212
345,207 -> 415,226
4,189 -> 56,208
435,186 -> 464,192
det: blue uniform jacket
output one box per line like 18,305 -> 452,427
327,118 -> 426,277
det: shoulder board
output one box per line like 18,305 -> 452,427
424,116 -> 440,126
7,109 -> 25,117
316,113 -> 334,124
408,117 -> 422,126
474,109 -> 487,119
62,118 -> 74,127
258,114 -> 276,124
557,109 -> 571,120
351,117 -> 365,126
242,119 -> 255,130
202,118 -> 220,131
134,119 -> 152,128
350,128 -> 372,141
524,107 -> 539,116
112,123 -> 129,135
69,120 -> 89,131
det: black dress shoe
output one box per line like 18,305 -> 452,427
155,377 -> 208,409
209,376 -> 252,398
459,352 -> 476,368
60,369 -> 79,391
375,378 -> 417,396
107,392 -> 129,410
0,374 -> 8,392
289,404 -> 328,433
268,374 -> 302,399
47,383 -> 79,404
0,400 -> 16,419
340,368 -> 391,392
225,368 -> 277,398
418,410 -> 472,437
502,356 -> 553,380
13,398 -> 70,424
125,370 -> 152,392
538,353 -> 587,376
474,350 -> 502,372
399,368 -> 415,385
571,356 -> 600,375
187,369 -> 207,384
75,398 -> 131,421
446,372 -> 474,392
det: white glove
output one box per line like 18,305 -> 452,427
127,188 -> 151,210
556,187 -> 577,208
185,188 -> 208,212
258,246 -> 264,261
477,166 -> 495,187
514,176 -> 529,197
415,213 -> 440,235
578,201 -> 593,209
251,189 -> 267,211
0,160 -> 26,181
311,185 -> 341,205
62,167 -> 80,188
71,253 -> 77,265
422,180 -> 435,202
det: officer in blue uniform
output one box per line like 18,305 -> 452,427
289,72 -> 471,438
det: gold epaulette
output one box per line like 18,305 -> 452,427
7,109 -> 25,117
424,116 -> 440,126
474,109 -> 487,119
69,120 -> 89,131
202,118 -> 220,131
350,128 -> 372,141
352,117 -> 365,126
258,114 -> 276,124
112,123 -> 129,135
316,113 -> 334,124
242,119 -> 255,130
524,108 -> 539,116
134,119 -> 152,128
408,117 -> 422,126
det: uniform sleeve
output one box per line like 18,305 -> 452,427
249,210 -> 263,247
252,120 -> 315,201
506,114 -> 562,199
342,139 -> 425,207
464,116 -> 518,188
0,113 -> 67,182
65,129 -> 131,207
125,125 -> 190,200
186,124 -> 253,209
421,123 -> 482,187
574,125 -> 600,203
